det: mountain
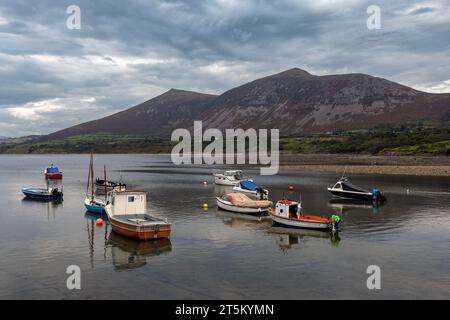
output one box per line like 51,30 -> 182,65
201,68 -> 450,134
47,68 -> 450,139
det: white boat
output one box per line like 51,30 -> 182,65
213,170 -> 250,186
233,180 -> 269,200
216,193 -> 272,214
268,199 -> 341,231
105,189 -> 171,240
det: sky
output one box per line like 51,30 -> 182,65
0,0 -> 449,137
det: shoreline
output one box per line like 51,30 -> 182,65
279,154 -> 450,176
280,164 -> 450,176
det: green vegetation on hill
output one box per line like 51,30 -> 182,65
280,125 -> 450,155
0,125 -> 449,155
0,133 -> 174,154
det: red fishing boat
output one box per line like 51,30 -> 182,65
44,164 -> 63,180
268,199 -> 341,231
105,190 -> 171,240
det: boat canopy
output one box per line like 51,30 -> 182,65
239,180 -> 259,191
46,167 -> 60,173
338,178 -> 370,193
224,193 -> 272,208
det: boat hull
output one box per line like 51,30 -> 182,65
45,173 -> 63,180
108,215 -> 171,240
22,188 -> 63,201
216,197 -> 269,214
269,209 -> 332,230
327,188 -> 375,201
84,198 -> 106,214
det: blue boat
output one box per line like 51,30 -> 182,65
84,197 -> 106,214
22,187 -> 63,201
84,154 -> 109,214
233,180 -> 269,200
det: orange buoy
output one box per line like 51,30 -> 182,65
96,218 -> 103,226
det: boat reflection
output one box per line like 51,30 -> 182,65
85,212 -> 109,268
216,211 -> 271,228
268,226 -> 341,253
213,185 -> 234,198
328,198 -> 384,215
107,233 -> 172,271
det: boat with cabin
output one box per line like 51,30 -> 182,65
213,170 -> 250,186
44,164 -> 63,180
216,193 -> 272,214
327,177 -> 386,202
268,199 -> 341,231
105,189 -> 171,240
233,180 -> 269,200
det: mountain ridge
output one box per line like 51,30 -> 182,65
47,68 -> 450,139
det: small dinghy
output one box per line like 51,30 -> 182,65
327,177 -> 386,202
268,199 -> 341,231
216,193 -> 273,214
22,187 -> 63,201
213,170 -> 250,186
233,180 -> 269,200
105,189 -> 171,241
44,164 -> 63,180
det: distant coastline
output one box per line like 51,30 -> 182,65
279,154 -> 450,177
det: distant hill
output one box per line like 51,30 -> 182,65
45,68 -> 450,140
47,89 -> 217,140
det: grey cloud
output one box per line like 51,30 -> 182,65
0,0 -> 449,136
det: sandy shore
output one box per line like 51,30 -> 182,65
279,154 -> 450,176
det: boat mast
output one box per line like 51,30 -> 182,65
90,154 -> 94,202
104,165 -> 107,202
86,154 -> 92,197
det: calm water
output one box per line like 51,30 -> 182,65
0,154 -> 449,299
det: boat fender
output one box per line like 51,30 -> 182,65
330,215 -> 341,232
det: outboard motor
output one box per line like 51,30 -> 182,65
371,188 -> 385,202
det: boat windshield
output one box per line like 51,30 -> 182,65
225,171 -> 242,177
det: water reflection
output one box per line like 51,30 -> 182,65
216,210 -> 271,228
85,212 -> 109,268
107,233 -> 172,271
328,198 -> 383,215
21,197 -> 63,220
268,226 -> 341,253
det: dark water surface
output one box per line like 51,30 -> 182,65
0,154 -> 449,299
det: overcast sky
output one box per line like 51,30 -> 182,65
0,0 -> 449,137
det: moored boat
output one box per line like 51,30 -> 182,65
216,193 -> 272,214
22,187 -> 63,201
213,170 -> 250,186
105,189 -> 171,241
268,199 -> 341,231
233,180 -> 269,200
44,165 -> 63,180
327,177 -> 386,202
95,178 -> 126,192
84,154 -> 108,214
